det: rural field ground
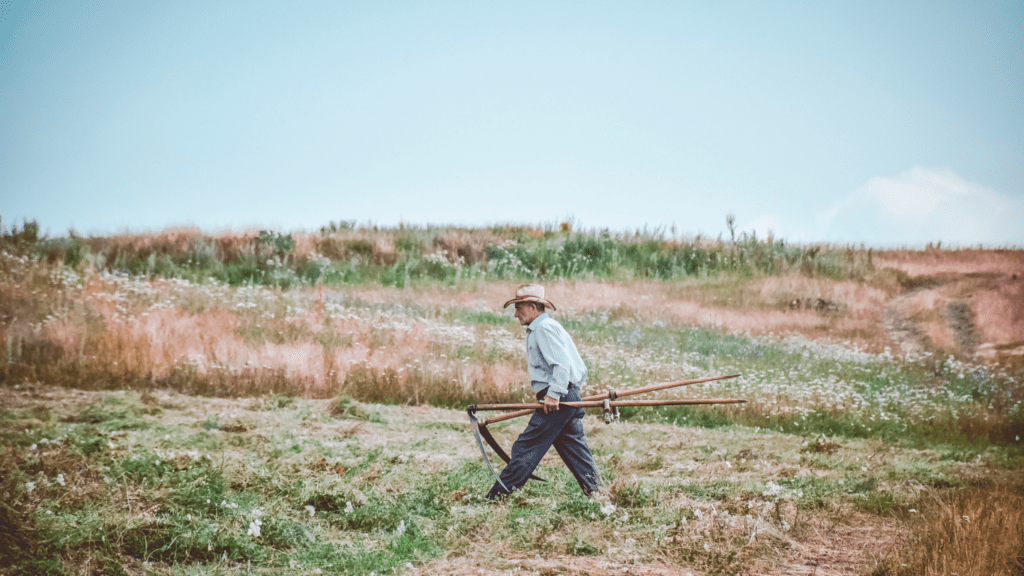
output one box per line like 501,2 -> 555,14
1,224 -> 1022,575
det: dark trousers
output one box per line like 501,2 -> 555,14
486,384 -> 602,499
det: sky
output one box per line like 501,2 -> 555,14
1,1 -> 1021,247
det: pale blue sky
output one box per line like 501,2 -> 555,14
1,1 -> 1021,246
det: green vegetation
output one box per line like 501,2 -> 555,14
7,388 -> 1010,576
2,220 -> 1022,574
1,219 -> 874,288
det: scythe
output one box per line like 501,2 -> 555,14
467,373 -> 743,487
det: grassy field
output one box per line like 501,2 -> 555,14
1,226 -> 1023,575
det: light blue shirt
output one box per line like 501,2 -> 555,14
525,313 -> 588,400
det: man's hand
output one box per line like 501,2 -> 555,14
543,395 -> 560,414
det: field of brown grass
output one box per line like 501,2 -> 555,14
1,242 -> 1023,575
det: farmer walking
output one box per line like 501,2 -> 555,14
487,283 -> 602,499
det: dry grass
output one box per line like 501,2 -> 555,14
4,385 -> 1011,576
341,277 -> 893,351
3,244 -> 1024,574
872,482 -> 1024,576
874,249 -> 1024,278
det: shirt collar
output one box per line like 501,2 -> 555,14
526,312 -> 549,332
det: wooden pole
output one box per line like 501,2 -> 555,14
478,373 -> 741,425
471,398 -> 747,411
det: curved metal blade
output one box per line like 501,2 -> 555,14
469,410 -> 508,492
477,418 -> 545,483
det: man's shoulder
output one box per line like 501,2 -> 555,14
533,315 -> 568,334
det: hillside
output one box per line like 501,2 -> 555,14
1,225 -> 1022,575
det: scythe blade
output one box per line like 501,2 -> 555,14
468,409 -> 547,489
477,416 -> 546,483
468,409 -> 508,492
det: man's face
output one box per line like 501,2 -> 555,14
514,302 -> 541,326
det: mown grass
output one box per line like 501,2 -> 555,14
2,385 -> 1021,575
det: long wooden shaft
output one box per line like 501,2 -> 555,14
595,373 -> 740,400
472,398 -> 746,411
478,373 -> 741,425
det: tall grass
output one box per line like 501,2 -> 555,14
2,219 -> 874,288
872,483 -> 1024,576
3,242 -> 1020,450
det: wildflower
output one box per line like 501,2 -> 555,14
25,482 -> 36,493
305,505 -> 315,517
344,501 -> 354,514
394,520 -> 406,538
55,474 -> 66,486
600,503 -> 616,516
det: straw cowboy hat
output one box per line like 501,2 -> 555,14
503,283 -> 557,311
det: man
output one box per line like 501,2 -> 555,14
486,283 -> 602,499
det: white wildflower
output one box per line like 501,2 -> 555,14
305,505 -> 315,517
344,501 -> 354,514
55,474 -> 66,486
394,520 -> 406,538
600,503 -> 616,516
25,482 -> 36,493
247,518 -> 262,537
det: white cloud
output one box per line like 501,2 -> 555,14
822,166 -> 1024,247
